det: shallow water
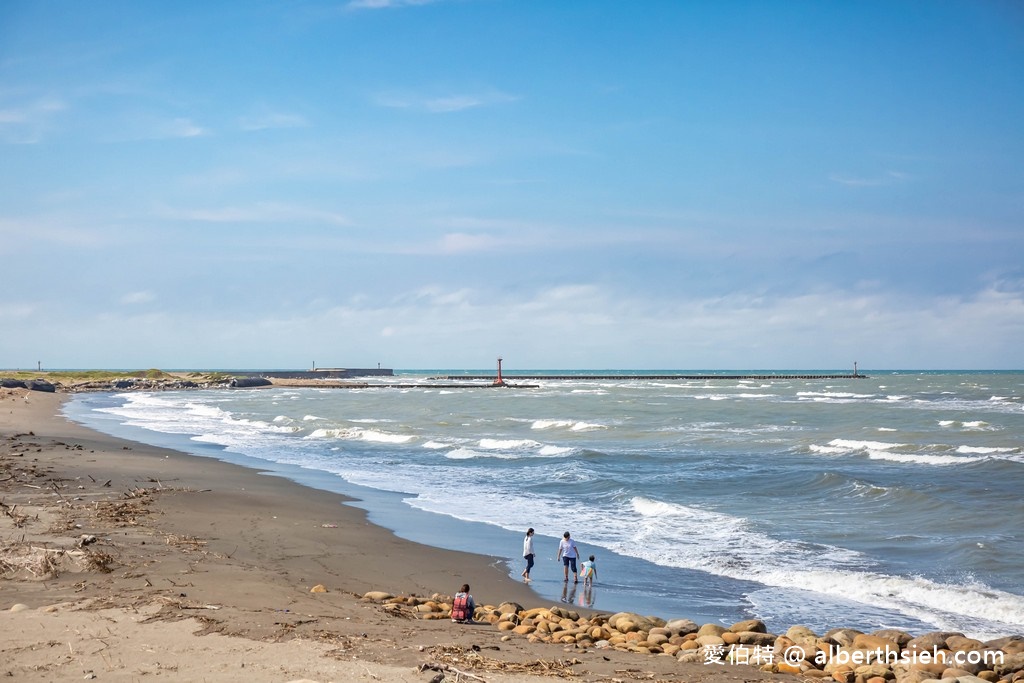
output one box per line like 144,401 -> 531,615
65,370 -> 1024,638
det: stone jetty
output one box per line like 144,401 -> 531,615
364,591 -> 1023,683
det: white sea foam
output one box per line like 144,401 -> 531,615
957,445 -> 1016,454
306,427 -> 414,443
798,391 -> 876,400
479,438 -> 540,449
867,451 -> 984,466
532,419 -> 574,430
531,419 -> 606,432
445,447 -> 484,459
827,439 -> 905,451
809,445 -> 848,455
422,440 -> 451,449
623,497 -> 1024,634
302,415 -> 322,421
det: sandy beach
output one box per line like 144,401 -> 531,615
1,387 -> 782,682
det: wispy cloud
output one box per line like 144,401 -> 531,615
829,170 -> 910,187
436,232 -> 505,254
346,0 -> 440,10
373,89 -> 519,113
0,96 -> 67,144
239,111 -> 309,131
120,290 -> 156,305
159,202 -> 350,226
164,117 -> 207,138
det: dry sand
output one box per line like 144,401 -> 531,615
0,387 -> 785,682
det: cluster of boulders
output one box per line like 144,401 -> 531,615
361,592 -> 1024,683
64,378 -> 217,392
1,378 -> 56,392
0,376 -> 267,392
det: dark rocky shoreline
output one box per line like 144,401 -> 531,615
0,376 -> 272,393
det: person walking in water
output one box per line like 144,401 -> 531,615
521,528 -> 535,581
556,531 -> 580,583
580,554 -> 597,586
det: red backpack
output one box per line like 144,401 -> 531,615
451,593 -> 471,622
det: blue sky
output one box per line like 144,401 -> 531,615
1,1 -> 1022,370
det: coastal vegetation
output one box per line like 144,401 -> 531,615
0,369 -> 235,392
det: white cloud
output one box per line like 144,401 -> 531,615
373,89 -> 518,113
3,281 -> 1022,370
436,232 -> 504,254
346,0 -> 439,9
159,202 -> 350,226
0,96 -> 67,144
120,290 -> 156,305
829,170 -> 910,187
239,112 -> 309,131
0,302 -> 36,319
165,117 -> 207,138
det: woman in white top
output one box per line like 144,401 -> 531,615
521,528 -> 535,580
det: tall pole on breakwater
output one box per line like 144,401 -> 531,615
493,356 -> 506,386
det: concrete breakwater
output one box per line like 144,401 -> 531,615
439,373 -> 867,380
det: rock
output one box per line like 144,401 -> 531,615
873,629 -> 913,648
497,601 -> 524,616
735,631 -> 776,646
827,628 -> 864,648
9,604 -> 30,612
230,377 -> 272,388
832,668 -> 857,683
361,591 -> 394,602
854,634 -> 901,654
789,625 -> 821,646
1,378 -> 27,388
908,633 -> 964,654
777,661 -> 803,675
697,623 -> 729,637
948,636 -> 987,653
25,379 -> 55,392
696,634 -> 726,647
646,632 -> 670,646
993,653 -> 1024,676
987,636 -> 1024,655
310,584 -> 327,593
894,670 -> 937,683
665,618 -> 699,635
731,619 -> 768,633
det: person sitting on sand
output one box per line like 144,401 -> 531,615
579,554 -> 597,586
451,583 -> 476,623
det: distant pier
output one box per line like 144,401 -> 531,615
437,373 -> 866,381
231,369 -> 866,391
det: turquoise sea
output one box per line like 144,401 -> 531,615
64,370 -> 1024,639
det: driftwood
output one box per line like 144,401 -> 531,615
418,662 -> 487,682
426,645 -> 579,679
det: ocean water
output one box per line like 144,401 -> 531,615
63,370 -> 1024,639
